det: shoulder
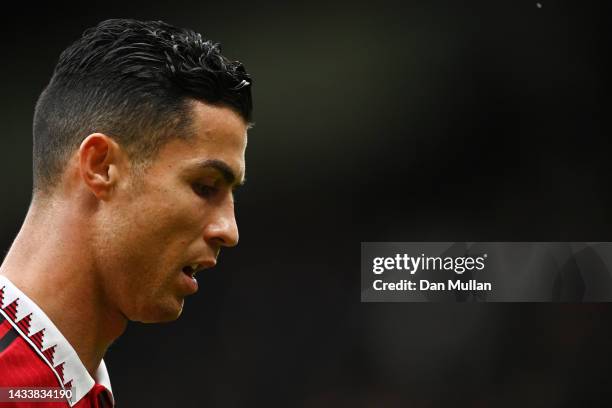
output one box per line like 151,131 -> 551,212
0,277 -> 114,407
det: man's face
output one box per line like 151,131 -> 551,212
95,101 -> 247,322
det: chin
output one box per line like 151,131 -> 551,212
134,298 -> 184,323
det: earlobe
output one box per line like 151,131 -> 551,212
78,133 -> 121,200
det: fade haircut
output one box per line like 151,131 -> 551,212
32,18 -> 252,193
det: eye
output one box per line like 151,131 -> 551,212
192,183 -> 218,198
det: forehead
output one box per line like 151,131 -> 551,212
147,101 -> 248,182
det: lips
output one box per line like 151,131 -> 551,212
182,260 -> 216,278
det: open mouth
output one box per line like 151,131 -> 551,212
182,264 -> 201,278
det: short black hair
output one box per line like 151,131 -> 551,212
32,18 -> 252,193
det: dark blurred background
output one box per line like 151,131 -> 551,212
2,1 -> 612,406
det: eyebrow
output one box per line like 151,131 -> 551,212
195,159 -> 245,187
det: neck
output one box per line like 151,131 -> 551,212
0,197 -> 127,377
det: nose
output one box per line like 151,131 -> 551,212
203,202 -> 239,248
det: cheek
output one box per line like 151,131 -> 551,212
122,193 -> 205,261
100,182 -> 205,272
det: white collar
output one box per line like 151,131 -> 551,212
0,275 -> 113,406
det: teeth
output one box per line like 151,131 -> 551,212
183,264 -> 200,278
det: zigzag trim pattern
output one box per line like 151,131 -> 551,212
0,276 -> 112,406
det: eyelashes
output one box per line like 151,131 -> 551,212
192,182 -> 237,204
192,183 -> 218,198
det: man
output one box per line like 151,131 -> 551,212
0,18 -> 252,407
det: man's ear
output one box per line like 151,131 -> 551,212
78,133 -> 124,200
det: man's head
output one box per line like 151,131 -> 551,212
31,19 -> 252,322
33,18 -> 252,192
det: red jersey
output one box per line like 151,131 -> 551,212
0,276 -> 114,407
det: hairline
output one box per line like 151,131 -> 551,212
32,98 -> 250,198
